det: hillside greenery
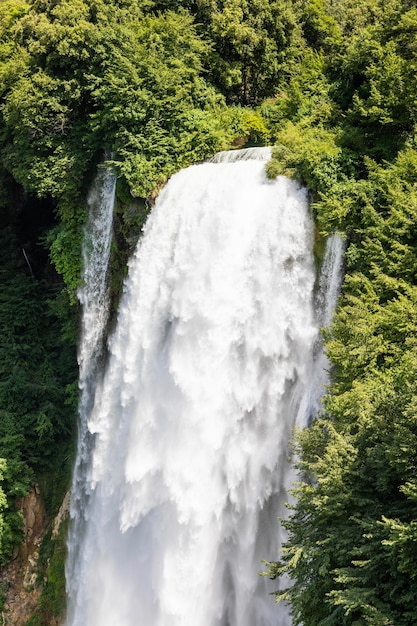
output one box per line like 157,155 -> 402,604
0,0 -> 416,623
263,1 -> 417,624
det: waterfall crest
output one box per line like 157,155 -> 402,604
209,147 -> 272,162
66,152 -> 343,626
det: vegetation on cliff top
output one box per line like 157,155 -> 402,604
0,0 -> 417,624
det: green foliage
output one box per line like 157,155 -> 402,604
0,458 -> 25,565
261,0 -> 417,234
300,0 -> 342,53
0,0 -> 234,191
46,211 -> 85,297
192,0 -> 303,105
262,1 -> 417,623
270,123 -> 342,188
217,106 -> 270,147
25,520 -> 68,625
0,228 -> 76,561
98,10 -> 231,197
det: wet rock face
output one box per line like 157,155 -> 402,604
1,486 -> 47,625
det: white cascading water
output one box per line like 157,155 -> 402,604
297,234 -> 345,428
66,166 -> 116,605
316,235 -> 345,329
66,149 -> 344,626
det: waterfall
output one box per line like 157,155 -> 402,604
66,167 -> 115,609
66,150 -> 343,626
303,235 -> 345,426
210,147 -> 273,162
316,235 -> 345,329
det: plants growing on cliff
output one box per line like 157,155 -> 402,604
264,1 -> 417,623
0,230 -> 77,562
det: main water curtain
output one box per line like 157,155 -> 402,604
66,150 -> 342,626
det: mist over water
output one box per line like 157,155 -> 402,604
66,150 -> 343,626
